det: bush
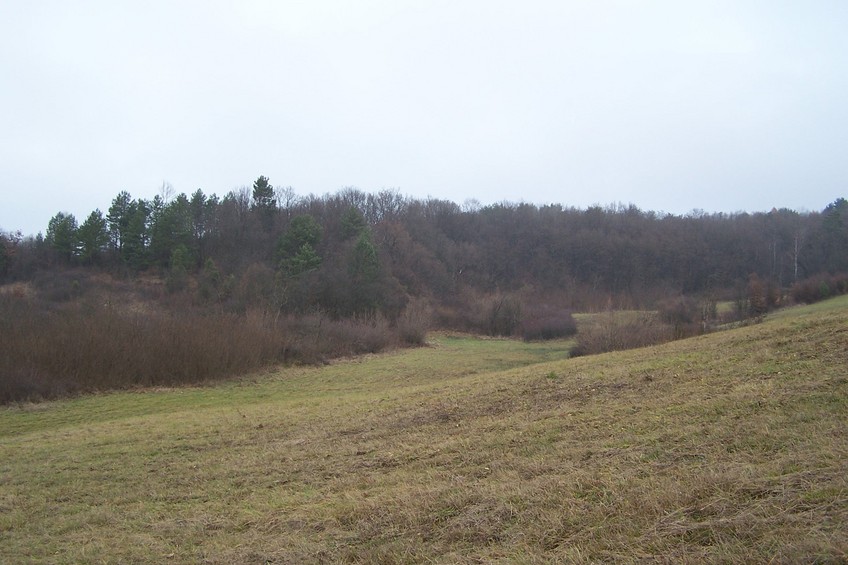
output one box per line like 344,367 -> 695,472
0,297 -> 279,402
791,273 -> 848,304
284,314 -> 394,363
747,273 -> 781,316
655,296 -> 710,338
232,262 -> 275,311
0,294 -> 420,404
657,296 -> 697,326
487,295 -> 521,336
432,290 -> 520,337
396,297 -> 431,345
520,305 -> 577,341
570,312 -> 674,357
31,268 -> 89,302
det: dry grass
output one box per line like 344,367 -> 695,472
1,298 -> 847,563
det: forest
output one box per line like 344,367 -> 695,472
1,177 -> 847,401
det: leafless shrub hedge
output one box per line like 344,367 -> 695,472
436,293 -> 522,337
0,294 -> 423,403
282,314 -> 394,363
432,290 -> 506,336
396,297 -> 432,345
520,304 -> 577,341
791,273 -> 848,304
655,296 -> 707,339
570,312 -> 675,357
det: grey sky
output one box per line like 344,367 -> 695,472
2,0 -> 846,236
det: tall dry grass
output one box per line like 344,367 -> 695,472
0,295 -> 425,403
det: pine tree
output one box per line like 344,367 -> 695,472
77,209 -> 109,264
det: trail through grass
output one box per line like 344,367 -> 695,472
2,299 -> 847,563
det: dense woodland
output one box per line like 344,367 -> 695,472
3,178 -> 847,310
1,178 -> 847,401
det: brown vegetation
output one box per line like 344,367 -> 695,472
791,272 -> 848,304
0,288 -> 425,404
570,310 -> 675,356
3,187 -> 847,403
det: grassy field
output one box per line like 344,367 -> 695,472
1,298 -> 847,563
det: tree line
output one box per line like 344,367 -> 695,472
3,179 -> 848,402
2,177 -> 847,319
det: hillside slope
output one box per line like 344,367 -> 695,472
1,298 -> 846,563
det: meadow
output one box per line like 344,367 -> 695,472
1,297 -> 846,563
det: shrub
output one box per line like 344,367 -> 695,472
520,305 -> 577,341
432,290 -> 520,337
31,268 -> 89,303
275,314 -> 397,364
657,296 -> 697,326
396,297 -> 431,345
487,295 -> 521,336
791,273 -> 848,304
0,294 -> 419,404
232,262 -> 275,311
655,296 -> 711,338
570,312 -> 674,357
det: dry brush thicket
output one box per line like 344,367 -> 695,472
0,290 -> 424,403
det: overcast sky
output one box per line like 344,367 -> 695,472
2,1 -> 847,236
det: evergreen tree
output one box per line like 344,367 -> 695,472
189,189 -> 212,264
341,206 -> 367,239
45,212 -> 78,262
252,175 -> 275,210
287,243 -> 322,276
274,215 -> 323,313
251,175 -> 276,231
276,215 -> 322,266
77,209 -> 109,264
123,199 -> 151,270
348,230 -> 381,315
166,244 -> 192,293
107,191 -> 133,252
150,194 -> 193,268
822,198 -> 848,273
350,230 -> 379,280
198,258 -> 222,302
